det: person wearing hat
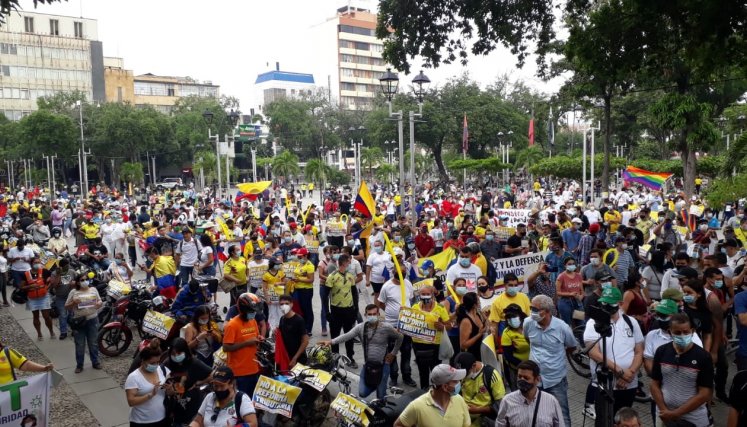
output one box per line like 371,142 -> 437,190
500,303 -> 530,391
291,247 -> 316,335
174,227 -> 203,286
188,365 -> 258,427
246,248 -> 268,297
583,286 -> 645,417
495,360 -> 564,427
453,351 -> 505,426
562,217 -> 584,255
394,363 -> 470,427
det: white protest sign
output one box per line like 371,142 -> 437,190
0,372 -> 51,427
494,209 -> 532,227
492,251 -> 549,289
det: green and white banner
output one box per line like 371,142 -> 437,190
0,372 -> 51,427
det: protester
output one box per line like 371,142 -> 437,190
454,351 -> 506,427
183,305 -> 222,367
394,364 -> 471,427
125,346 -> 170,427
495,360 -> 565,427
412,285 -> 450,389
277,294 -> 309,368
187,366 -> 258,427
0,339 -> 53,385
222,293 -> 262,395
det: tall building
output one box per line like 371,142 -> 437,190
103,56 -> 134,103
0,11 -> 104,120
310,5 -> 388,111
254,63 -> 315,112
133,73 -> 220,114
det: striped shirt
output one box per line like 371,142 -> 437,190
495,389 -> 565,427
612,249 -> 634,284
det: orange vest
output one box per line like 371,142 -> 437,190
24,269 -> 47,299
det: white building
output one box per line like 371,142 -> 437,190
254,64 -> 315,112
0,11 -> 104,120
310,5 -> 388,111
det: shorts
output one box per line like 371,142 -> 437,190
27,294 -> 51,311
371,282 -> 384,294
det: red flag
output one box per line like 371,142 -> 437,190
274,328 -> 291,371
528,115 -> 535,146
462,113 -> 469,154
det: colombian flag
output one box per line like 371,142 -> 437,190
354,180 -> 376,218
235,181 -> 272,203
622,166 -> 672,191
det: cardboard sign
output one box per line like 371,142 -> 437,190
306,239 -> 320,254
331,393 -> 374,427
396,307 -> 442,344
493,226 -> 516,240
492,251 -> 549,288
106,280 -> 131,300
0,372 -> 51,427
290,363 -> 333,392
141,310 -> 175,340
252,375 -> 302,418
247,265 -> 267,287
494,209 -> 532,227
413,278 -> 435,291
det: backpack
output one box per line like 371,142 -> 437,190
178,238 -> 203,262
480,364 -> 502,425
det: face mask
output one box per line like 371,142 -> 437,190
420,295 -> 433,304
366,315 -> 379,323
486,235 -> 494,241
621,244 -> 629,250
53,233 -> 61,238
459,257 -> 471,268
171,353 -> 186,363
478,285 -> 489,293
450,382 -> 461,396
469,369 -> 480,380
517,379 -> 533,393
287,255 -> 297,261
243,312 -> 256,320
530,310 -> 543,322
332,253 -> 341,261
714,280 -> 724,289
33,264 -> 42,270
590,257 -> 600,266
456,286 -> 468,296
394,236 -> 401,242
566,264 -> 577,272
284,237 -> 292,244
508,317 -> 521,328
272,264 -> 281,270
347,240 -> 355,246
280,304 -> 291,315
407,243 -> 416,250
80,280 -> 90,288
683,295 -> 696,304
215,388 -> 230,400
506,286 -> 518,297
24,423 -> 33,427
603,304 -> 619,314
144,363 -> 158,373
672,333 -> 693,348
374,246 -> 383,254
601,282 -> 613,290
198,318 -> 209,325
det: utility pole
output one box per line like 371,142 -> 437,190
110,158 -> 115,188
50,154 -> 57,196
77,100 -> 88,197
42,155 -> 51,194
151,155 -> 157,186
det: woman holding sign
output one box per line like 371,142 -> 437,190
411,285 -> 451,389
65,272 -> 103,373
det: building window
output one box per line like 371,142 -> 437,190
354,41 -> 370,51
49,19 -> 59,36
24,17 -> 34,33
0,43 -> 17,55
74,21 -> 83,38
338,25 -> 374,37
117,87 -> 123,102
167,87 -> 175,96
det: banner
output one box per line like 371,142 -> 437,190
290,363 -> 333,392
493,226 -> 515,240
396,307 -> 442,344
494,209 -> 531,227
0,372 -> 51,427
252,375 -> 302,418
106,280 -> 131,300
142,310 -> 176,340
331,393 -> 374,427
492,251 -> 549,288
412,278 -> 435,291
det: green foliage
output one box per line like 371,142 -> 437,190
375,163 -> 397,181
119,162 -> 144,185
271,151 -> 301,180
327,169 -> 351,186
304,159 -> 333,186
722,132 -> 747,175
705,173 -> 747,208
447,157 -> 507,172
18,110 -> 78,158
528,155 -> 626,180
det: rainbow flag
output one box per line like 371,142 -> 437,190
622,166 -> 672,190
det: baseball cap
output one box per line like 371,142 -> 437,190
571,218 -> 583,224
661,288 -> 684,301
599,287 -> 623,304
672,267 -> 698,279
393,247 -> 404,257
421,260 -> 435,271
430,364 -> 466,386
654,299 -> 679,316
253,248 -> 263,255
589,223 -> 600,233
296,247 -> 309,256
724,239 -> 739,248
453,352 -> 477,371
212,366 -> 234,383
289,222 -> 298,229
594,271 -> 614,281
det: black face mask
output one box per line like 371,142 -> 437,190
478,285 -> 490,293
517,379 -> 534,393
188,282 -> 199,294
215,388 -> 230,400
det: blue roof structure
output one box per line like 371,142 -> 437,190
255,71 -> 315,84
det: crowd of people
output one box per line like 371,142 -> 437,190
0,178 -> 745,427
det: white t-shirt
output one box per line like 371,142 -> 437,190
176,238 -> 201,267
644,328 -> 703,360
584,209 -> 601,225
658,269 -> 681,299
430,228 -> 444,248
583,312 -> 644,389
445,263 -> 483,292
366,252 -> 393,284
200,246 -> 214,264
0,256 -> 7,273
8,247 -> 35,272
197,392 -> 256,427
124,366 -> 170,423
377,279 -> 414,325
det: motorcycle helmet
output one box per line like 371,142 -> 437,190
52,227 -> 62,237
307,344 -> 332,369
236,292 -> 261,314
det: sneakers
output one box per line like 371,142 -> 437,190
403,377 -> 417,387
347,360 -> 359,370
59,333 -> 67,340
582,405 -> 596,420
389,379 -> 398,387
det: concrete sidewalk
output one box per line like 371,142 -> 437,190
8,304 -> 130,427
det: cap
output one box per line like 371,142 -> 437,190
253,248 -> 263,255
654,299 -> 679,316
614,236 -> 627,244
661,288 -> 684,301
599,287 -> 623,304
296,247 -> 309,256
430,364 -> 466,386
421,260 -> 435,271
393,247 -> 404,257
673,267 -> 698,279
453,352 -> 477,370
289,222 -> 298,229
212,366 -> 234,382
589,223 -> 600,233
724,239 -> 739,248
572,218 -> 583,224
594,271 -> 614,281
303,224 -> 313,233
181,227 -> 193,234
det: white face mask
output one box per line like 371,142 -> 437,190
280,304 -> 291,315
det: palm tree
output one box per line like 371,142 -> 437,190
375,163 -> 396,182
120,162 -> 145,187
305,158 -> 333,203
514,147 -> 545,171
360,147 -> 384,180
272,151 -> 301,183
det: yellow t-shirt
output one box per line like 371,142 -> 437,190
474,254 -> 488,276
262,269 -> 286,303
325,270 -> 356,308
0,347 -> 27,384
411,302 -> 450,345
500,328 -> 530,366
488,292 -> 531,323
533,182 -> 541,191
242,240 -> 266,259
223,257 -> 247,284
604,210 -> 622,233
80,223 -> 100,240
292,260 -> 315,290
398,392 -> 471,427
461,366 -> 506,427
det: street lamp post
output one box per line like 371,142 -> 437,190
202,109 -> 240,199
378,68 -> 430,228
76,100 -> 88,198
348,126 -> 365,189
497,131 -> 514,186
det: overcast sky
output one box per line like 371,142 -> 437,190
26,0 -> 564,112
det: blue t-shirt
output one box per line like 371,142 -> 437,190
735,291 -> 747,358
523,316 -> 577,388
545,250 -> 575,283
561,229 -> 582,252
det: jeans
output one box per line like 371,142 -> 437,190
296,288 -> 314,334
320,285 -> 330,332
91,258 -> 111,271
55,297 -> 68,335
178,266 -> 193,287
128,246 -> 138,267
0,272 -> 7,304
359,362 -> 391,399
542,377 -> 571,427
412,342 -> 440,389
715,344 -> 728,395
74,317 -> 99,368
330,306 -> 356,358
558,297 -> 582,329
10,270 -> 26,288
737,354 -> 747,371
236,374 -> 259,396
388,335 -> 412,382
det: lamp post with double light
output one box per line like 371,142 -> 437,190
378,68 -> 430,228
348,125 -> 365,189
202,109 -> 240,199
